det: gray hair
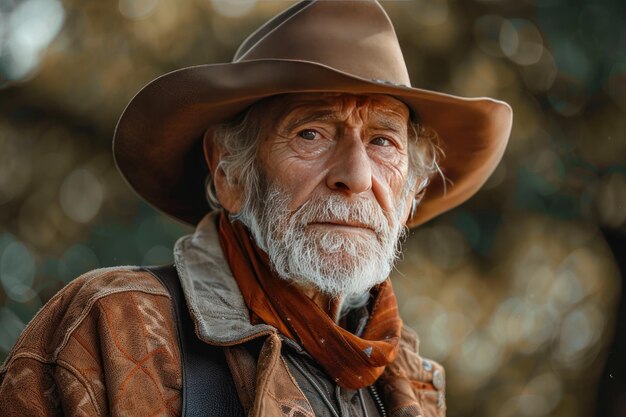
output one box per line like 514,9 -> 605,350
205,104 -> 265,211
206,97 -> 444,212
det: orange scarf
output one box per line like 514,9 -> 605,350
218,213 -> 402,390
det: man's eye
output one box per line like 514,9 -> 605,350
371,136 -> 392,146
298,129 -> 318,140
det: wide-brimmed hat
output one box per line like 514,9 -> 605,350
113,0 -> 512,228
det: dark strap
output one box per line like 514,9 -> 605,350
144,265 -> 245,417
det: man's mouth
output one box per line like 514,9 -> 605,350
307,221 -> 377,234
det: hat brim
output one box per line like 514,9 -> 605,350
113,59 -> 512,227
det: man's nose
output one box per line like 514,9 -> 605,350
325,135 -> 372,195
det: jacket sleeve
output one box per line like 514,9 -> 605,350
0,267 -> 182,417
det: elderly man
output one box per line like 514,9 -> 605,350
0,1 -> 511,416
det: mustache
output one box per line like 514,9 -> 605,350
292,194 -> 390,235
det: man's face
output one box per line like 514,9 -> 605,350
235,93 -> 416,297
258,93 -> 413,227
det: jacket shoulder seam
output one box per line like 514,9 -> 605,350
0,351 -> 56,370
53,285 -> 171,359
1,268 -> 131,372
56,358 -> 104,417
0,285 -> 171,374
1,267 -> 170,373
8,267 -> 143,351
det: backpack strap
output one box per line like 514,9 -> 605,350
144,265 -> 245,417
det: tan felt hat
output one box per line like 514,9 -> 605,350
113,0 -> 513,228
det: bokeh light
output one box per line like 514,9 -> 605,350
118,0 -> 159,20
210,0 -> 257,18
0,0 -> 65,84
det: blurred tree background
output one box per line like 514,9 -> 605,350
0,0 -> 625,416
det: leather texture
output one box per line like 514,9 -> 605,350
145,265 -> 245,417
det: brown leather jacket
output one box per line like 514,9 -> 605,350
0,213 -> 446,416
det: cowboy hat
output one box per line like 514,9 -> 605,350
113,0 -> 512,228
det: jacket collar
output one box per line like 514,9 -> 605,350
173,211 -> 276,345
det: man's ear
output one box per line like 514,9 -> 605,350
401,177 -> 429,225
202,131 -> 244,213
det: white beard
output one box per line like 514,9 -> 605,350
235,180 -> 407,299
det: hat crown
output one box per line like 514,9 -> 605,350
114,0 -> 512,228
233,0 -> 411,87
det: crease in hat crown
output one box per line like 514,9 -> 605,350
233,0 -> 411,86
113,0 -> 513,228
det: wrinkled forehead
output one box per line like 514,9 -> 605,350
263,93 -> 411,130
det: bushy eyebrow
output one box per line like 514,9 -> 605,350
282,110 -> 336,133
369,115 -> 406,136
281,109 -> 407,136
